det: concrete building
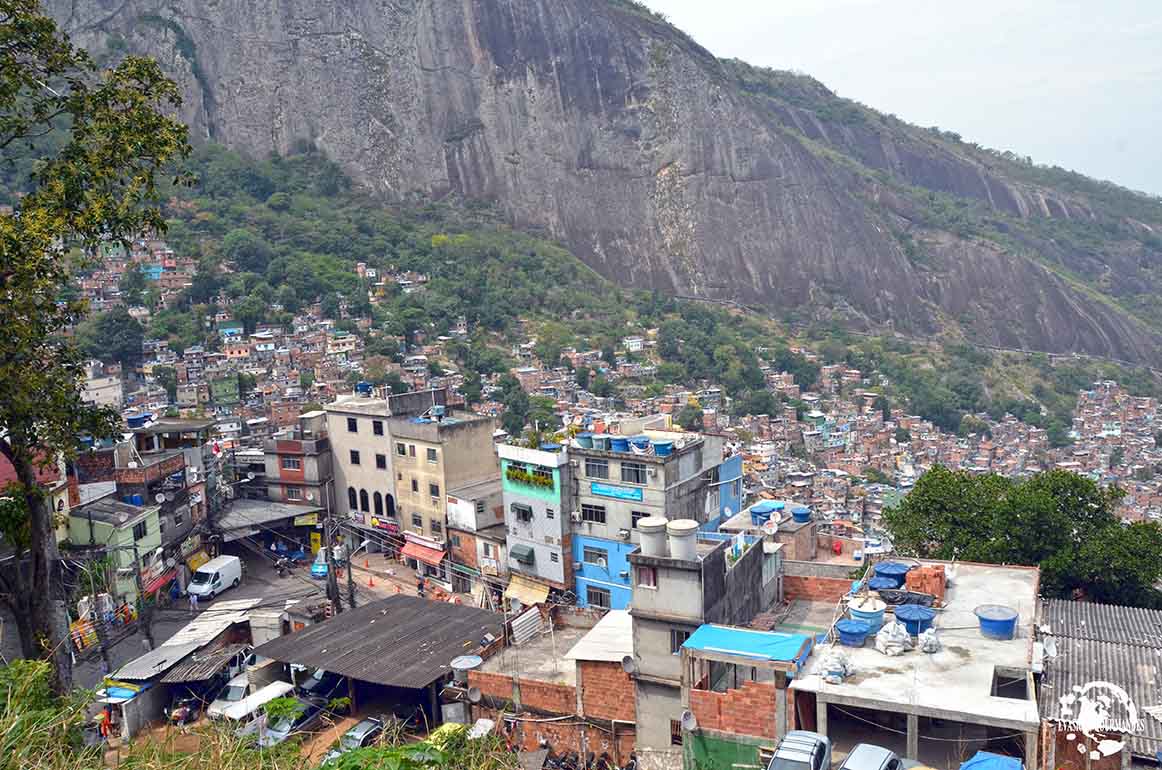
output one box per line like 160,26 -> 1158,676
627,518 -> 781,759
389,410 -> 497,543
263,411 -> 333,507
569,430 -> 735,609
497,444 -> 575,596
445,477 -> 506,595
68,495 -> 162,603
81,360 -> 123,410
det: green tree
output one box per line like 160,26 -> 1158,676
676,405 -> 703,431
590,376 -> 614,398
237,372 -> 257,399
76,307 -> 145,368
232,294 -> 266,333
153,365 -> 177,402
1109,446 -> 1125,468
221,227 -> 273,273
575,366 -> 590,392
497,374 -> 529,436
461,370 -> 483,405
118,262 -> 148,305
894,427 -> 911,443
0,0 -> 189,691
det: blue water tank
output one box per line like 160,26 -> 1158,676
791,506 -> 811,523
576,432 -> 594,449
836,619 -> 871,647
355,381 -> 372,394
609,437 -> 630,452
974,605 -> 1019,640
895,604 -> 936,635
651,440 -> 673,456
130,494 -> 144,506
873,561 -> 913,587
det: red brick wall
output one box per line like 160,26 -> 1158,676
689,680 -> 795,739
467,671 -> 576,715
450,530 -> 479,570
783,574 -> 851,602
471,705 -> 635,764
579,661 -> 634,722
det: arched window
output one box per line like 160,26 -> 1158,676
347,487 -> 357,510
359,489 -> 370,512
373,491 -> 383,516
386,494 -> 396,517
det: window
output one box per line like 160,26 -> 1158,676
670,720 -> 683,746
372,420 -> 384,436
450,534 -> 461,547
373,492 -> 383,516
427,447 -> 438,463
396,443 -> 406,456
670,628 -> 691,654
533,466 -> 553,486
546,507 -> 555,520
638,566 -> 657,588
550,552 -> 559,563
582,546 -> 607,566
631,510 -> 648,528
586,586 -> 611,609
132,521 -> 147,541
585,458 -> 609,479
580,504 -> 606,524
346,417 -> 357,433
348,487 -> 358,510
429,483 -> 440,499
512,503 -> 533,523
281,456 -> 302,470
621,461 -> 647,485
375,453 -> 387,470
408,444 -> 416,457
431,520 -> 442,536
475,499 -> 486,516
411,479 -> 418,493
359,489 -> 369,512
412,513 -> 423,528
482,542 -> 493,557
349,450 -> 361,465
286,487 -> 303,501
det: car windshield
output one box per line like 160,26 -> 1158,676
191,571 -> 211,584
302,669 -> 327,689
340,732 -> 364,750
770,758 -> 812,770
223,685 -> 246,701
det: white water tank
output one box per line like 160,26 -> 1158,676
638,516 -> 669,557
666,519 -> 700,561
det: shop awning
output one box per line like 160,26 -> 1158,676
509,544 -> 535,564
504,574 -> 549,606
400,541 -> 445,567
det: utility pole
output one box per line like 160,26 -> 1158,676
86,559 -> 113,675
131,543 -> 154,649
323,479 -> 342,615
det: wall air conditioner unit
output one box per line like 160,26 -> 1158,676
618,528 -> 631,540
619,570 -> 630,579
573,562 -> 583,570
570,511 -> 582,523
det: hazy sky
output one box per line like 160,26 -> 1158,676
645,0 -> 1162,196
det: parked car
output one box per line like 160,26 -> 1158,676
207,673 -> 250,719
297,668 -> 345,704
838,744 -> 900,770
256,699 -> 324,747
188,555 -> 243,600
767,731 -> 832,770
322,717 -> 384,764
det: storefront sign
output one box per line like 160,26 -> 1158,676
309,531 -> 321,554
369,516 -> 400,533
186,550 -> 210,572
293,513 -> 319,527
590,482 -> 643,502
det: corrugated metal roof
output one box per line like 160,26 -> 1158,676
164,597 -> 260,646
564,610 -> 633,662
160,644 -> 248,684
1043,599 -> 1162,647
1038,636 -> 1162,757
253,595 -> 503,689
113,642 -> 202,681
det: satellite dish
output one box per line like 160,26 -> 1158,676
680,710 -> 698,732
620,655 -> 637,674
246,472 -> 256,481
467,687 -> 482,704
306,491 -> 315,502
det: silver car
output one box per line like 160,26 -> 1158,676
838,744 -> 901,770
768,730 -> 833,770
321,717 -> 383,764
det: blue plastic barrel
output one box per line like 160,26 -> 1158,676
974,605 -> 1019,640
131,494 -> 144,506
750,510 -> 771,526
849,597 -> 886,632
895,604 -> 936,635
609,437 -> 630,452
592,435 -> 609,450
576,432 -> 594,448
867,576 -> 898,592
630,435 -> 651,450
791,506 -> 811,523
873,561 -> 913,588
539,443 -> 561,452
652,440 -> 673,456
751,501 -> 779,515
836,619 -> 871,647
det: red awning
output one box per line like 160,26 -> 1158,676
143,568 -> 177,595
400,541 -> 445,567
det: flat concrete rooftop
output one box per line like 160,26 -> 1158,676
478,624 -> 589,687
791,561 -> 1041,731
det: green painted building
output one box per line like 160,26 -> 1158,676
68,497 -> 162,603
210,374 -> 240,406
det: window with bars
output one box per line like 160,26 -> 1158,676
584,458 -> 609,479
621,461 -> 647,485
281,456 -> 302,470
586,586 -> 611,609
580,504 -> 606,524
631,510 -> 648,528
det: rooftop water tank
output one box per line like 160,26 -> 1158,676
638,516 -> 670,558
651,440 -> 674,456
791,506 -> 811,523
450,655 -> 483,684
355,381 -> 372,394
576,432 -> 594,449
666,519 -> 700,561
609,437 -> 630,452
974,605 -> 1019,640
873,561 -> 913,588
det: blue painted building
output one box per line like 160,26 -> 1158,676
572,535 -> 635,610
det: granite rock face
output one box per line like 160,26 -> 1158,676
49,0 -> 1162,362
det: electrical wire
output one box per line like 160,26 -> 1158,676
828,705 -> 1030,743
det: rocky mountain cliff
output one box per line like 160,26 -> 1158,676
48,0 -> 1162,364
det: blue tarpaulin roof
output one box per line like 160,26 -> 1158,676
960,752 -> 1023,770
682,624 -> 811,663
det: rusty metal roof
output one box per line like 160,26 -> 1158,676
253,595 -> 503,689
160,644 -> 248,684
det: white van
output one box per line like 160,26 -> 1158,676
188,555 -> 242,600
221,681 -> 295,727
